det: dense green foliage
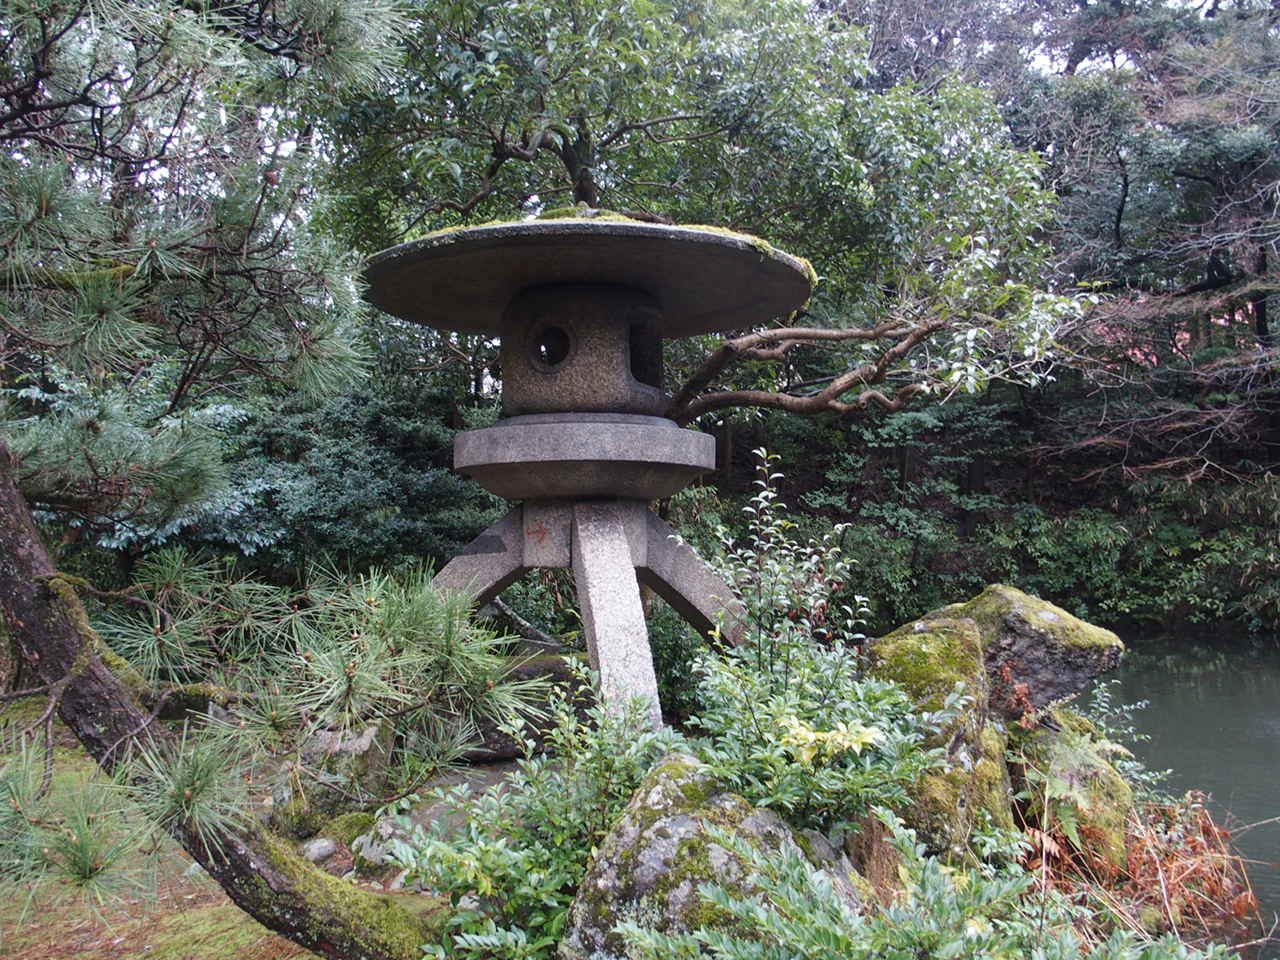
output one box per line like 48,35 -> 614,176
387,679 -> 681,959
168,322 -> 503,569
6,0 -> 1275,637
695,398 -> 1280,636
683,457 -> 947,831
2,0 -> 1277,956
0,0 -> 403,535
384,489 -> 953,958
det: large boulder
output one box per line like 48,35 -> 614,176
866,585 -> 1124,857
559,753 -> 872,960
955,584 -> 1124,720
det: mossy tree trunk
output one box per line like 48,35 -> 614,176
0,439 -> 441,960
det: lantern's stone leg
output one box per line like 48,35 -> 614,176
571,502 -> 663,729
636,512 -> 747,645
432,507 -> 529,605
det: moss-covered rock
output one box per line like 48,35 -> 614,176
865,585 -> 1126,857
1012,708 -> 1134,871
270,722 -> 395,838
326,811 -> 377,848
869,616 -> 1014,855
959,584 -> 1124,719
558,753 -> 870,960
270,790 -> 327,840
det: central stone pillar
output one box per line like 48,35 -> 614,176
571,502 -> 662,728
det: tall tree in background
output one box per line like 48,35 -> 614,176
1011,0 -> 1280,479
0,0 -> 390,532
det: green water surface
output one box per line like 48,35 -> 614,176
1111,638 -> 1280,956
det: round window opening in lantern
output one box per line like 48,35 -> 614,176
531,324 -> 571,369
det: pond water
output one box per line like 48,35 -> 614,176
1109,635 -> 1280,956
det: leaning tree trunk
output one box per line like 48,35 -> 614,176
0,439 -> 442,960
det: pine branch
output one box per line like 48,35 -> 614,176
0,263 -> 135,290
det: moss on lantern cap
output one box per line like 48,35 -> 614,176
363,209 -> 816,338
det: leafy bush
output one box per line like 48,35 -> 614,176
687,646 -> 947,835
685,451 -> 949,834
386,672 -> 683,959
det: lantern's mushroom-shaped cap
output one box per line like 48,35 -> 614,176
363,218 -> 815,338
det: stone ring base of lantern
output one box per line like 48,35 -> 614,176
454,413 -> 714,501
432,498 -> 747,730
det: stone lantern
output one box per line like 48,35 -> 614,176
365,216 -> 813,725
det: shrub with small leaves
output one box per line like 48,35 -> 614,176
687,639 -> 948,836
686,451 -> 949,835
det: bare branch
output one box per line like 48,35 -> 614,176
597,114 -> 711,150
488,597 -> 561,651
666,321 -> 914,419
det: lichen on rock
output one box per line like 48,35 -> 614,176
961,584 -> 1124,719
864,585 -> 1124,858
1012,707 -> 1135,871
270,722 -> 394,839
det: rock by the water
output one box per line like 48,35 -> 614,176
559,753 -> 869,960
867,585 -> 1123,856
1014,708 -> 1134,870
959,584 -> 1124,719
300,836 -> 337,863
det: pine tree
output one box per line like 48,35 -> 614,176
0,3 -> 479,956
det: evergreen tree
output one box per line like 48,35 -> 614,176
0,2 -> 493,956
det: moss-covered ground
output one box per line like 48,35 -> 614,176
0,698 -> 316,960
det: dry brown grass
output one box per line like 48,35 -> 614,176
1021,791 -> 1265,953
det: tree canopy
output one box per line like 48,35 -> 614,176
323,0 -> 1085,427
1,0 -> 402,534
